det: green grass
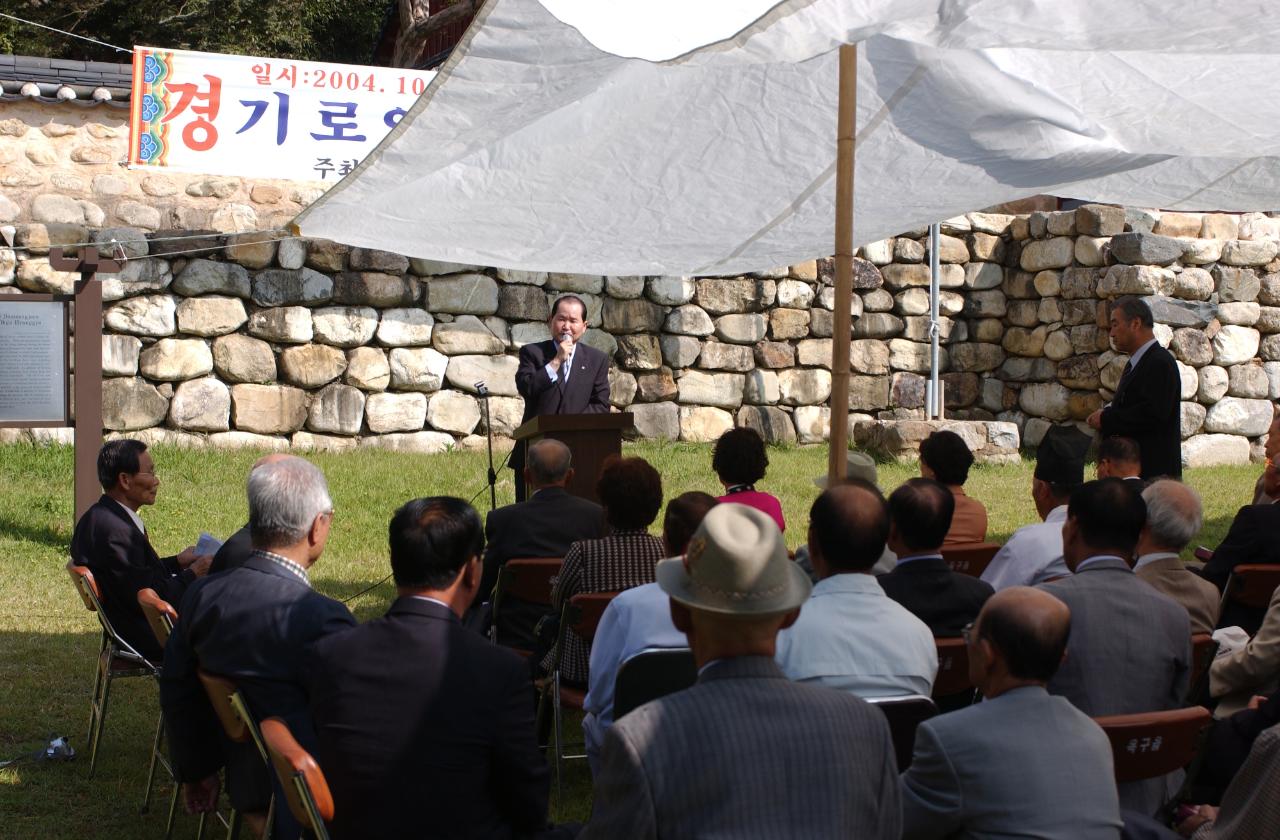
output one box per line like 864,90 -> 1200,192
0,441 -> 1261,837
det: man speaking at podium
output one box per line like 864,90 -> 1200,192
512,294 -> 611,500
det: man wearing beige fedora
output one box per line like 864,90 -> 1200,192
580,505 -> 902,839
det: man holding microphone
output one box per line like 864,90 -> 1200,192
512,295 -> 611,500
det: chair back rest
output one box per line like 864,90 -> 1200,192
501,558 -> 563,605
931,637 -> 974,698
1187,633 -> 1219,706
865,694 -> 938,771
568,591 -> 619,643
1093,706 -> 1213,783
137,588 -> 177,648
197,669 -> 252,744
614,648 -> 697,720
67,560 -> 152,664
261,717 -> 334,833
67,561 -> 100,612
1223,564 -> 1280,611
941,543 -> 1001,577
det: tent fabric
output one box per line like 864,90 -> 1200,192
294,0 -> 1280,276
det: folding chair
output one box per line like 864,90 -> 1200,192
66,561 -> 157,777
539,590 -> 618,797
1220,563 -> 1280,613
865,695 -> 938,771
197,669 -> 276,839
613,648 -> 697,721
1186,633 -> 1219,707
136,588 -> 186,837
941,543 -> 1001,578
489,557 -> 562,654
260,718 -> 333,840
1093,706 -> 1213,819
931,637 -> 976,709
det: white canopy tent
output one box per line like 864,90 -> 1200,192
295,0 -> 1280,479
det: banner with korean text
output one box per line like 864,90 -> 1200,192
128,47 -> 436,182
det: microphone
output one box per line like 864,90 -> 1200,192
561,331 -> 572,344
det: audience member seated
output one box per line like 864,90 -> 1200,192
1251,405 -> 1279,504
480,438 -> 605,647
878,478 -> 994,637
583,492 -> 718,774
1209,583 -> 1280,718
210,453 -> 292,574
712,427 -> 785,532
776,481 -> 937,698
1202,456 -> 1280,635
542,456 -> 665,687
1176,722 -> 1280,839
70,439 -> 211,662
981,425 -> 1090,590
1135,480 -> 1220,634
1042,478 -> 1191,815
581,504 -> 902,839
1196,692 -> 1280,805
918,430 -> 988,546
900,587 -> 1122,839
1097,436 -> 1144,483
309,497 -> 554,840
796,452 -> 897,581
160,456 -> 355,837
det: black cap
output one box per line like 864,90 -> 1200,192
1034,425 -> 1092,486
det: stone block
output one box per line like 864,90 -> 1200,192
580,328 -> 616,357
1263,335 -> 1280,361
139,338 -> 213,381
609,369 -> 637,407
1074,236 -> 1108,267
1181,402 -> 1207,439
231,384 -> 308,434
443,355 -> 519,396
102,378 -> 169,431
679,406 -> 735,443
776,279 -> 815,309
664,304 -> 715,336
660,334 -> 702,369
1109,231 -> 1184,266
646,276 -> 695,305
280,344 -> 347,388
1098,264 -> 1163,297
1218,302 -> 1261,327
1038,298 -> 1062,324
1018,382 -> 1072,421
943,372 -> 981,408
496,284 -> 550,321
860,239 -> 895,264
359,431 -> 454,454
1199,365 -> 1229,403
862,288 -> 894,312
714,313 -> 768,344
166,378 -> 230,432
431,316 -> 505,355
1178,361 -> 1199,400
699,342 -> 754,372
890,372 -> 925,408
623,402 -> 677,440
962,290 -> 1007,318
1007,300 -> 1040,328
103,335 -> 142,376
547,273 -> 604,294
950,343 -> 1004,373
1154,212 -> 1202,238
1075,203 -> 1126,236
677,370 -> 745,409
882,263 -> 964,290
425,273 -> 499,314
364,392 -> 428,433
1143,296 -> 1215,329
376,308 -> 434,346
1266,362 -> 1280,399
967,232 -> 1006,263
213,335 -> 276,384
247,306 -> 311,344
768,308 -> 810,340
331,272 -> 412,307
348,248 -> 409,274
225,232 -> 278,268
1169,328 -> 1212,366
616,335 -> 662,370
777,368 -> 832,406
755,341 -> 796,369
743,370 -> 780,405
1043,330 -> 1074,361
737,406 -> 796,444
1061,299 -> 1102,326
426,390 -> 481,435
167,263 -> 247,307
634,368 -> 678,403
695,277 -> 766,315
1019,237 -> 1074,271
850,375 -> 891,411
510,322 -> 552,349
1057,356 -> 1100,390
851,312 -> 905,339
964,262 -> 1003,290
791,406 -> 831,444
305,240 -> 350,273
386,347 -> 449,392
1182,434 -> 1252,468
1227,363 -> 1270,398
345,347 -> 390,391
1258,307 -> 1280,334
1213,266 -> 1260,303
604,275 -> 645,300
1003,357 -> 1058,383
312,306 -> 379,348
1221,239 -> 1279,267
1204,397 -> 1273,436
251,268 -> 332,307
1212,326 -> 1261,366
104,294 -> 176,337
889,339 -> 943,373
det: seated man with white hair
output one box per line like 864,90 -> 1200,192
160,456 -> 356,838
1135,480 -> 1220,634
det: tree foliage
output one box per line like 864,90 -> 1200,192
0,0 -> 393,65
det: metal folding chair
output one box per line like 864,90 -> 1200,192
613,648 -> 697,721
197,669 -> 276,839
488,557 -> 562,654
941,543 -> 1001,578
260,718 -> 333,840
136,588 -> 187,838
1186,632 -> 1219,707
865,694 -> 938,771
66,561 -> 156,777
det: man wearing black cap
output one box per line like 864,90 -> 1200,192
1086,296 -> 1182,480
981,426 -> 1092,590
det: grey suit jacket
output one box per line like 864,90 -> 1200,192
901,685 -> 1122,840
581,656 -> 901,840
1135,556 -> 1221,636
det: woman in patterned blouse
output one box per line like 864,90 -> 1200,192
544,456 -> 665,687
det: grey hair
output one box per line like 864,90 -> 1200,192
527,438 -> 572,486
1141,479 -> 1203,551
248,456 -> 333,549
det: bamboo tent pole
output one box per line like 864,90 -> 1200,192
828,43 -> 857,485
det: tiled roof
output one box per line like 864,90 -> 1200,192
0,54 -> 133,106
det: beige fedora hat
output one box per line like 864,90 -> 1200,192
657,504 -> 811,616
813,451 -> 878,489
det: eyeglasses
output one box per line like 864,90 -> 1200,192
961,622 -> 975,645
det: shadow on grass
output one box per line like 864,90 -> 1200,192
0,517 -> 70,552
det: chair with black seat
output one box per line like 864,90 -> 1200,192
136,588 -> 185,836
932,637 -> 976,710
260,718 -> 333,840
1093,705 -> 1213,820
197,669 -> 276,840
613,648 -> 697,721
941,543 -> 1001,578
489,557 -> 562,654
1186,633 -> 1219,707
864,695 -> 938,771
66,561 -> 156,777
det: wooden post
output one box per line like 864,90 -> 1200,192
828,44 -> 857,485
50,247 -> 118,520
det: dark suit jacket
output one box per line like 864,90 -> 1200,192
1203,502 -> 1280,635
877,555 -> 994,637
309,597 -> 550,840
158,554 -> 355,784
1101,343 -> 1182,480
209,524 -> 253,575
508,340 -> 611,471
70,495 -> 194,662
582,656 -> 901,840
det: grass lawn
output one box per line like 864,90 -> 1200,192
0,440 -> 1260,838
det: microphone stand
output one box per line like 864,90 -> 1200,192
475,380 -> 498,511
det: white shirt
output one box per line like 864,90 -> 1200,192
980,505 -> 1070,590
1135,551 -> 1180,572
110,497 -> 146,534
775,573 -> 937,698
544,345 -> 575,384
1126,337 -> 1159,373
1075,554 -> 1127,573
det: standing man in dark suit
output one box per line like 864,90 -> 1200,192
1203,457 -> 1280,634
70,439 -> 211,662
480,438 -> 605,647
583,504 -> 901,839
512,295 -> 611,501
878,478 -> 994,637
309,497 -> 553,840
160,456 -> 355,837
1041,478 -> 1191,815
1087,296 -> 1182,480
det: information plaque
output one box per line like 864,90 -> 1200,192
0,299 -> 69,425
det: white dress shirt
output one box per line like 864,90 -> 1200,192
775,573 -> 937,698
980,505 -> 1070,590
110,497 -> 146,534
1135,551 -> 1179,572
582,582 -> 686,773
544,346 -> 575,383
1126,337 -> 1159,372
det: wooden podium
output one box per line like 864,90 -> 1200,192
512,413 -> 635,503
